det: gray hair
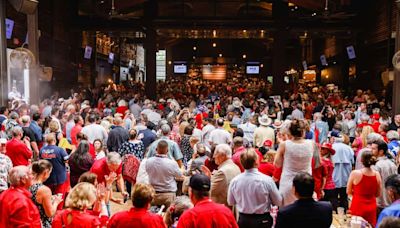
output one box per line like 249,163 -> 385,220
106,152 -> 122,165
367,133 -> 384,144
313,112 -> 322,120
161,124 -> 171,135
215,144 -> 232,158
9,166 -> 30,186
9,112 -> 19,120
387,130 -> 400,141
12,126 -> 23,137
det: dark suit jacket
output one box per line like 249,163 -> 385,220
275,198 -> 332,228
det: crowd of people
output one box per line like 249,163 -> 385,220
0,77 -> 399,228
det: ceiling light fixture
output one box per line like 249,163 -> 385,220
213,43 -> 217,47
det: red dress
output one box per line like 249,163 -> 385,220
349,174 -> 379,226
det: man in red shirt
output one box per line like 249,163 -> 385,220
0,166 -> 41,228
108,183 -> 166,228
232,137 -> 262,172
90,152 -> 128,198
6,127 -> 33,166
177,174 -> 238,228
70,115 -> 83,146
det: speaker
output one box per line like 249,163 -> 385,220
9,0 -> 39,14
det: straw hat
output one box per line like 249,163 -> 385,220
258,115 -> 272,126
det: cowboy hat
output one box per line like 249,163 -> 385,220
272,119 -> 283,129
258,115 -> 272,126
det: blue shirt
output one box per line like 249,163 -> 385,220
40,145 -> 69,185
376,201 -> 400,227
388,140 -> 400,157
138,128 -> 157,149
332,142 -> 354,188
146,136 -> 183,161
29,121 -> 43,142
311,120 -> 329,143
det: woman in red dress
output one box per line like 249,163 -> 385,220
347,150 -> 382,226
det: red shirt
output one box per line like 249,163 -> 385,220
116,106 -> 128,117
108,208 -> 166,228
70,124 -> 83,146
177,198 -> 238,228
321,158 -> 335,190
232,147 -> 262,172
0,187 -> 41,228
312,159 -> 328,200
89,143 -> 96,160
258,161 -> 275,176
90,157 -> 122,184
6,138 -> 33,166
52,209 -> 108,228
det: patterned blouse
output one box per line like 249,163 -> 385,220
0,154 -> 12,192
30,183 -> 52,228
118,140 -> 145,160
180,134 -> 193,168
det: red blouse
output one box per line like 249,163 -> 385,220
108,207 -> 166,228
52,209 -> 108,228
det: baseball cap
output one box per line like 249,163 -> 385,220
263,139 -> 273,147
189,174 -> 210,191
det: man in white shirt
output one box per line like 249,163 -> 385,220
238,117 -> 256,146
201,118 -> 215,148
228,148 -> 282,228
81,114 -> 108,144
209,118 -> 232,146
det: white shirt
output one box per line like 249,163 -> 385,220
209,128 -> 232,145
238,122 -> 257,144
228,168 -> 282,214
81,123 -> 108,144
201,124 -> 215,147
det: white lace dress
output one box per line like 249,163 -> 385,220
279,139 -> 313,206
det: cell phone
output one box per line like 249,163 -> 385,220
123,194 -> 129,203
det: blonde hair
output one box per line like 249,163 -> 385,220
131,183 -> 155,208
361,126 -> 374,148
49,120 -> 60,132
65,182 -> 97,211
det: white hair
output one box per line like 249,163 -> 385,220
106,152 -> 122,165
215,144 -> 232,158
367,133 -> 383,144
9,166 -> 30,186
387,130 -> 400,141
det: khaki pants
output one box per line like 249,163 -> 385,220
152,192 -> 176,208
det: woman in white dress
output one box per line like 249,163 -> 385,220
274,119 -> 314,206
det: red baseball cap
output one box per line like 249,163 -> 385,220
263,139 -> 273,147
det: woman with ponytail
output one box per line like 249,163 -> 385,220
347,150 -> 382,226
30,160 -> 63,228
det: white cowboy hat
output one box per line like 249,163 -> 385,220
258,115 -> 272,126
232,98 -> 242,108
272,119 -> 283,129
257,98 -> 267,104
